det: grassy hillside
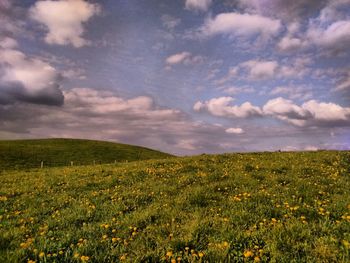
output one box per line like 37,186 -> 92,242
0,139 -> 173,170
1,151 -> 349,262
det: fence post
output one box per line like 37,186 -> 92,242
71,161 -> 73,166
41,161 -> 43,168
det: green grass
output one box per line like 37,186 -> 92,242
0,151 -> 350,262
0,139 -> 173,170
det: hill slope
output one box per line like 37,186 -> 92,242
0,151 -> 349,262
0,138 -> 173,170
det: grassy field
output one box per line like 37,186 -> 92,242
0,151 -> 350,262
0,139 -> 172,170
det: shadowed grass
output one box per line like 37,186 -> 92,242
0,138 -> 173,170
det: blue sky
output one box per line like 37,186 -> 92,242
0,0 -> 350,155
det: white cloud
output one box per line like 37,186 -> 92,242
225,127 -> 244,134
240,60 -> 278,80
287,22 -> 301,34
0,37 -> 18,49
307,20 -> 350,54
166,52 -> 191,65
271,1 -> 350,54
185,0 -> 212,12
263,97 -> 312,126
29,0 -> 100,47
194,97 -> 262,118
195,96 -> 350,127
221,58 -> 311,82
263,97 -> 350,126
65,88 -> 181,118
317,0 -> 350,23
165,51 -> 203,68
0,48 -> 59,93
302,100 -> 350,122
201,12 -> 282,40
0,43 -> 63,105
62,68 -> 86,80
277,36 -> 304,52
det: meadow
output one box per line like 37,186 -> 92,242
0,150 -> 350,262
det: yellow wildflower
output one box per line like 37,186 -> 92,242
244,250 -> 253,258
80,255 -> 89,262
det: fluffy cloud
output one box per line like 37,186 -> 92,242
165,52 -> 203,67
64,88 -> 181,119
317,0 -> 350,23
302,100 -> 350,123
264,97 -> 350,126
240,60 -> 278,80
166,52 -> 191,65
185,0 -> 212,12
0,37 -> 18,49
200,12 -> 282,40
307,20 -> 350,54
195,96 -> 350,127
263,97 -> 312,126
0,40 -> 64,105
29,0 -> 100,47
194,97 -> 262,118
277,36 -> 305,52
225,127 -> 244,134
218,58 -> 309,82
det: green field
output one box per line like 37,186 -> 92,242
1,149 -> 350,262
0,139 -> 172,170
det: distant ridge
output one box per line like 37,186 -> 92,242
0,138 -> 173,170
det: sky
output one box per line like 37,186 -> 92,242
0,0 -> 350,155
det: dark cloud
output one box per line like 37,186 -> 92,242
0,81 -> 64,106
0,0 -> 28,38
234,0 -> 328,22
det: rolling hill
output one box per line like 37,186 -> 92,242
0,138 -> 173,170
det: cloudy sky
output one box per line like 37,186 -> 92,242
1,0 -> 350,155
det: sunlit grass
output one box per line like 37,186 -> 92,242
0,151 -> 349,262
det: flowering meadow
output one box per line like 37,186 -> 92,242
1,151 -> 349,262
